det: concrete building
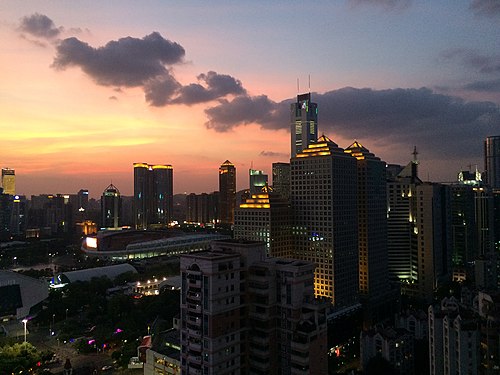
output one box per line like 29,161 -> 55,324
272,162 -> 290,200
234,185 -> 292,258
291,135 -> 358,307
134,163 -> 173,229
101,183 -> 121,229
291,93 -> 318,158
485,135 -> 500,190
186,192 -> 219,225
180,240 -> 328,375
218,160 -> 236,225
428,297 -> 479,375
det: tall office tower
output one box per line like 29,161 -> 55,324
1,168 -> 15,195
291,135 -> 358,307
344,141 -> 389,301
180,240 -> 328,375
133,163 -> 173,229
272,162 -> 290,200
9,195 -> 27,236
101,183 -> 121,229
485,135 -> 500,189
291,93 -> 318,158
234,185 -> 292,258
387,159 -> 452,300
0,188 -> 10,240
428,297 -> 480,375
249,169 -> 268,194
218,160 -> 236,225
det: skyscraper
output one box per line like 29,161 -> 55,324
344,141 -> 389,300
291,93 -> 318,158
1,168 -> 15,196
249,168 -> 268,194
134,163 -> 173,229
485,135 -> 500,190
291,135 -> 358,307
218,160 -> 236,225
101,183 -> 121,229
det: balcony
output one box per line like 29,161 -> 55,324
291,340 -> 308,351
187,328 -> 201,338
189,341 -> 202,352
187,303 -> 202,313
290,353 -> 309,367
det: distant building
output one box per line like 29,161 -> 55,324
185,192 -> 218,225
485,135 -> 500,190
272,162 -> 290,200
249,168 -> 268,194
101,183 -> 121,229
291,93 -> 318,157
180,240 -> 328,375
1,168 -> 15,196
134,163 -> 173,229
218,160 -> 236,225
234,185 -> 292,258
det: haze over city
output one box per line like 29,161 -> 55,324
1,0 -> 499,198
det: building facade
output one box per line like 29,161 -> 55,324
290,135 -> 358,307
180,240 -> 328,375
101,183 -> 121,229
134,163 -> 173,229
290,93 -> 318,158
484,135 -> 500,190
218,160 -> 236,225
1,168 -> 15,196
272,162 -> 290,200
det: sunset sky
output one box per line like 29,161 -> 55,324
1,0 -> 499,198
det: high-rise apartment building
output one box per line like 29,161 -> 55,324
101,183 -> 121,229
186,192 -> 219,224
134,163 -> 173,229
291,93 -> 318,158
272,162 -> 290,200
291,135 -> 358,307
234,185 -> 292,258
218,160 -> 236,225
180,239 -> 328,375
344,141 -> 389,302
484,135 -> 500,190
1,168 -> 15,196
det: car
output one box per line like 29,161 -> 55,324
101,365 -> 113,371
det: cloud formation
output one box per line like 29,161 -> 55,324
470,0 -> 500,18
442,49 -> 500,74
53,32 -> 185,87
205,87 -> 500,159
260,151 -> 288,158
347,0 -> 412,10
19,13 -> 62,39
464,79 -> 500,93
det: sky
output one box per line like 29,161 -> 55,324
1,0 -> 499,198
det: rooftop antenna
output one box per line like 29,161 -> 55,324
412,146 -> 419,164
297,78 -> 300,95
308,74 -> 311,94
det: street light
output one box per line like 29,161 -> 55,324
21,319 -> 28,343
52,314 -> 55,335
65,308 -> 69,321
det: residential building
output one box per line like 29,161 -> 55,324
180,239 -> 328,375
186,192 -> 219,225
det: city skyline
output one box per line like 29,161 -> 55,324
1,1 -> 500,198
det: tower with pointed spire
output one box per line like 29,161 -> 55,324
291,93 -> 318,158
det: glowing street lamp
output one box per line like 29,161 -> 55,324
21,319 -> 28,342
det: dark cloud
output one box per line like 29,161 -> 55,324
172,71 -> 246,105
204,95 -> 285,132
442,49 -> 500,74
464,79 -> 500,93
52,32 -> 185,87
19,13 -> 62,39
109,96 -> 118,100
260,151 -> 288,158
204,87 -> 500,159
144,73 -> 181,107
470,0 -> 500,18
347,0 -> 412,10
